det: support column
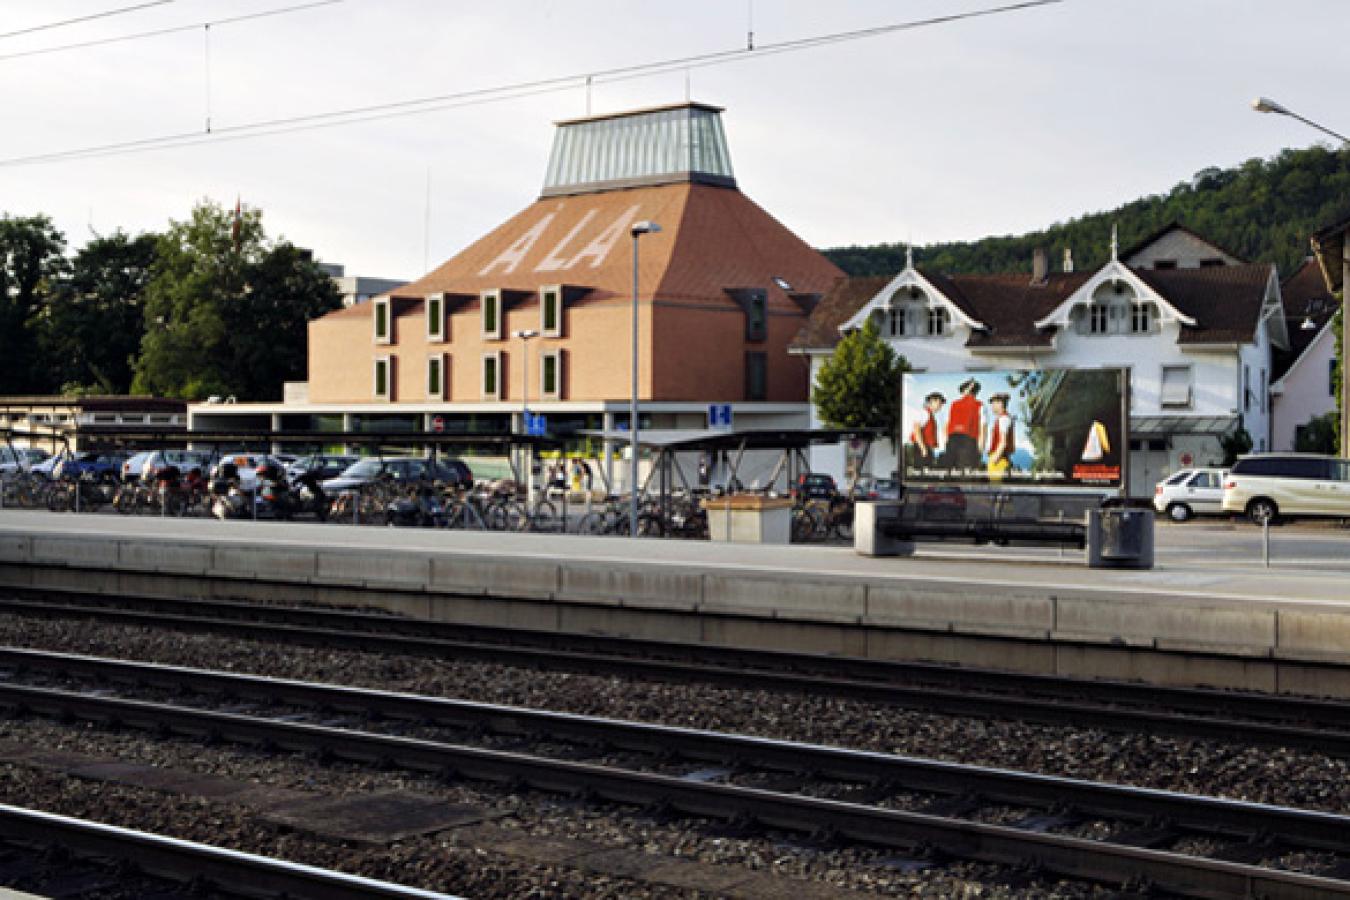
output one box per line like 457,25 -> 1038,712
270,413 -> 283,457
341,414 -> 355,455
602,411 -> 615,494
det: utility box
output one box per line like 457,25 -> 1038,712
1086,507 -> 1154,569
703,494 -> 794,544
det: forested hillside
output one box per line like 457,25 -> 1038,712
823,144 -> 1350,277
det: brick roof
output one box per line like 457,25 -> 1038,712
793,262 -> 1274,351
319,182 -> 842,321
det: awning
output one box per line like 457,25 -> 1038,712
1130,416 -> 1239,436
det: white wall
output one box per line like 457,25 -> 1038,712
1271,326 -> 1338,451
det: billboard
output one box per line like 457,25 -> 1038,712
901,368 -> 1128,489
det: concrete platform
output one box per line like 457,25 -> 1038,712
1,510 -> 1349,696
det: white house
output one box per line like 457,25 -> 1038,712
794,229 -> 1288,497
1271,258 -> 1341,451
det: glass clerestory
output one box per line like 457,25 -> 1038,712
543,103 -> 736,196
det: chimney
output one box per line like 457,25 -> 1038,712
1031,247 -> 1048,285
1062,247 -> 1074,273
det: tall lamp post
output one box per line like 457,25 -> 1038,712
1252,97 -> 1349,455
513,329 -> 539,495
630,220 -> 661,537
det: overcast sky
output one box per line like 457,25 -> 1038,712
1,0 -> 1344,282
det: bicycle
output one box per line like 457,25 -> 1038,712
575,494 -> 632,535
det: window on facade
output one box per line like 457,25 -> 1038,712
540,286 -> 562,337
927,306 -> 949,336
373,298 -> 390,343
1088,304 -> 1109,334
745,351 -> 768,401
1153,260 -> 1177,270
1199,258 -> 1226,268
1160,365 -> 1191,408
1243,364 -> 1251,412
427,354 -> 445,400
481,290 -> 501,339
374,356 -> 392,400
745,293 -> 767,342
541,350 -> 562,400
1130,302 -> 1152,334
888,307 -> 905,337
426,294 -> 444,342
482,352 -> 501,400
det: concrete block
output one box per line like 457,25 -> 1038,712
116,572 -> 209,601
853,501 -> 914,557
559,563 -> 701,611
316,550 -> 431,588
557,605 -> 703,643
29,565 -> 119,594
702,573 -> 865,623
0,562 -> 34,587
1274,609 -> 1350,660
702,616 -> 868,657
31,536 -> 117,568
430,556 -> 558,600
119,542 -> 211,575
210,579 -> 316,606
1055,644 -> 1276,693
866,627 -> 1057,674
1054,595 -> 1275,650
213,546 -> 316,581
865,582 -> 1053,632
312,584 -> 432,620
427,594 -> 558,631
1276,663 -> 1350,700
0,534 -> 31,565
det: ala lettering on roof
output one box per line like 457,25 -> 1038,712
478,204 -> 642,277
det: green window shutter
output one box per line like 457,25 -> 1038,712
428,297 -> 442,338
543,354 -> 557,395
375,360 -> 387,396
428,357 -> 440,395
375,303 -> 388,340
483,294 -> 497,335
484,356 -> 497,395
543,291 -> 558,333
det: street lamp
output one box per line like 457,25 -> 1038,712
513,329 -> 538,496
1252,96 -> 1349,456
630,220 -> 661,537
1251,97 -> 1350,143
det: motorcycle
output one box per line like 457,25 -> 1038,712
209,463 -> 250,520
254,464 -> 294,520
290,471 -> 329,522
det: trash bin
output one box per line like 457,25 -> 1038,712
1086,508 -> 1154,569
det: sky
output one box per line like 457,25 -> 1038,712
0,0 -> 1345,283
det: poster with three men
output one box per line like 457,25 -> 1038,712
902,368 -> 1128,489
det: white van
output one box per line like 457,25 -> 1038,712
1221,454 -> 1350,524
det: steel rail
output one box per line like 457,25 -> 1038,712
5,591 -> 1350,754
0,802 -> 458,900
5,645 -> 1350,853
0,679 -> 1347,899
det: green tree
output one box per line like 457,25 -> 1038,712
1294,411 -> 1338,454
132,201 -> 341,401
0,215 -> 67,393
42,231 -> 158,395
811,319 -> 907,437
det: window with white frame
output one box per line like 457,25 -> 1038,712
1088,303 -> 1109,334
481,351 -> 501,400
374,356 -> 393,401
1160,365 -> 1192,408
540,350 -> 562,400
480,290 -> 501,340
540,286 -> 562,338
927,306 -> 950,336
373,297 -> 391,344
1130,302 -> 1153,334
427,353 -> 446,400
889,307 -> 906,337
426,293 -> 445,342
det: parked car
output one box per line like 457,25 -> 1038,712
917,485 -> 966,520
322,457 -> 473,495
285,454 -> 359,485
0,446 -> 50,476
122,450 -> 214,483
36,452 -> 126,482
851,476 -> 901,501
1221,453 -> 1350,524
207,452 -> 281,491
792,472 -> 838,500
1153,467 -> 1227,522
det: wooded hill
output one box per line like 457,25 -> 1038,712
822,144 -> 1350,278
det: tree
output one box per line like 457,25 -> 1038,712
132,200 -> 341,401
811,319 -> 907,437
0,215 -> 67,393
1295,411 -> 1338,454
41,232 -> 158,395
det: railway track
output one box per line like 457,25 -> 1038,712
4,588 -> 1350,756
3,646 -> 1350,898
0,801 -> 456,899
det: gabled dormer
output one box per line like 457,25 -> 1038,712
1034,258 -> 1196,337
839,251 -> 984,340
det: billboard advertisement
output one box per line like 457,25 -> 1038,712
901,368 -> 1128,489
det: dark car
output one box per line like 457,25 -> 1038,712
851,476 -> 901,501
792,472 -> 838,501
918,485 -> 966,521
286,454 -> 359,485
40,452 -> 126,482
322,457 -> 473,494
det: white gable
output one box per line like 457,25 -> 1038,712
839,265 -> 984,334
1034,259 -> 1197,331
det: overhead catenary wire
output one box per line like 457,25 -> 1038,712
0,0 -> 1064,169
0,0 -> 174,41
0,0 -> 343,63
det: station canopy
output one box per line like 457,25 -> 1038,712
578,427 -> 880,451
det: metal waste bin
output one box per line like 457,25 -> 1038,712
1086,507 -> 1154,569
